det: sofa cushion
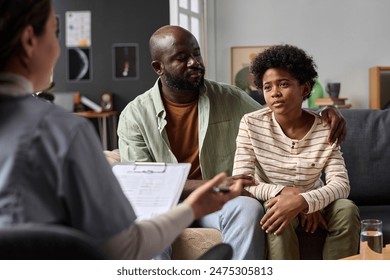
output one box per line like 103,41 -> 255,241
340,109 -> 390,206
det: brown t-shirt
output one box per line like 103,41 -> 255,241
162,96 -> 202,179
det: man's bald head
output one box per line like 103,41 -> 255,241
149,25 -> 197,61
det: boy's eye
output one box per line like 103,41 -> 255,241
263,85 -> 271,91
280,81 -> 288,88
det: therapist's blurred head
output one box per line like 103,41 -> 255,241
0,0 -> 60,91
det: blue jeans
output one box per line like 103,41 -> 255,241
154,196 -> 265,260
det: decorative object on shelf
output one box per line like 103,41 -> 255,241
308,78 -> 324,108
80,96 -> 102,112
326,82 -> 341,98
315,97 -> 351,108
100,92 -> 114,112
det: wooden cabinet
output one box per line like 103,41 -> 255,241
369,66 -> 390,109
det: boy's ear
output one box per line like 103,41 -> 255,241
302,81 -> 311,98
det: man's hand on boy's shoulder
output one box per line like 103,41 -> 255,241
230,174 -> 257,198
318,106 -> 347,146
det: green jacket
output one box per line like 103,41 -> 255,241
118,78 -> 261,179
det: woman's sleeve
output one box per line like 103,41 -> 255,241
100,203 -> 194,260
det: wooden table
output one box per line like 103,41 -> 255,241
74,111 -> 118,150
342,244 -> 390,260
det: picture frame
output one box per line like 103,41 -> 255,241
67,47 -> 92,82
231,46 -> 270,92
112,43 -> 139,80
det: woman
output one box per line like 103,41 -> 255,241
0,0 -> 242,259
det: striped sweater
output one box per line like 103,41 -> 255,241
232,107 -> 350,213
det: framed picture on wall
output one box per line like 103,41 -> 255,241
67,47 -> 92,82
112,43 -> 139,80
231,46 -> 270,93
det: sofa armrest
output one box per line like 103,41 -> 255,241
104,149 -> 120,165
172,228 -> 222,260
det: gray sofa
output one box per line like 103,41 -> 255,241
340,109 -> 390,246
292,108 -> 390,259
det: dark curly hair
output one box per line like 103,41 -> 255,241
0,0 -> 51,70
250,44 -> 318,100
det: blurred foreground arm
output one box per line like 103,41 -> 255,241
181,174 -> 255,199
101,173 -> 242,259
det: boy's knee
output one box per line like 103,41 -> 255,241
329,199 -> 360,230
334,199 -> 360,218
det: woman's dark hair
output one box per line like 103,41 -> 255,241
0,0 -> 51,70
251,44 -> 318,99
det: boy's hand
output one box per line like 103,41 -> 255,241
300,211 -> 328,233
260,194 -> 308,235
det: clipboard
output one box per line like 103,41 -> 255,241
112,162 -> 191,220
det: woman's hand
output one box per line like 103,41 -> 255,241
228,174 -> 257,197
183,172 -> 243,219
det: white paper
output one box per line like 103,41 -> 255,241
65,11 -> 91,47
112,163 -> 190,220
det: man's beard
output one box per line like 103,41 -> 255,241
164,71 -> 204,92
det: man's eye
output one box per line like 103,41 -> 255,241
177,56 -> 188,62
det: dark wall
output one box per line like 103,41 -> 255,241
52,0 -> 169,112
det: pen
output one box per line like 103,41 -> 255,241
213,186 -> 230,193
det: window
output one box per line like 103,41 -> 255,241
170,0 -> 205,55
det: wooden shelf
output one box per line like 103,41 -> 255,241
369,66 -> 390,109
314,97 -> 351,109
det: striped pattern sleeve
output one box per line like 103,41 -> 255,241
233,111 -> 285,201
300,145 -> 350,213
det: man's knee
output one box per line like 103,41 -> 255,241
223,196 -> 264,220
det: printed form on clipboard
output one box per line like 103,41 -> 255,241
112,162 -> 191,221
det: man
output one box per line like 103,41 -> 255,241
117,25 -> 346,259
